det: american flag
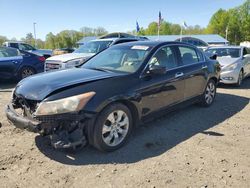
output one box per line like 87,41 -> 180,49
158,11 -> 162,28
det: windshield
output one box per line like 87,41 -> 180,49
82,45 -> 151,73
74,40 -> 112,54
206,48 -> 241,58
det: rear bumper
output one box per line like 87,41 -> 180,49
5,104 -> 40,133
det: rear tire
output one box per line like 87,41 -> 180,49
92,103 -> 133,152
199,79 -> 216,107
18,66 -> 36,80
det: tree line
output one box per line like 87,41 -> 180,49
0,0 -> 249,49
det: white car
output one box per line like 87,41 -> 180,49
206,46 -> 250,86
44,38 -> 139,72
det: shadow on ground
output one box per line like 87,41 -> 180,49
35,91 -> 249,165
0,80 -> 17,92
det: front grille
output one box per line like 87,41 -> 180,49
45,60 -> 62,72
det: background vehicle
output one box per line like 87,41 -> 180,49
52,48 -> 75,56
44,38 -> 140,72
206,46 -> 250,86
6,41 -> 220,152
3,41 -> 52,59
0,46 -> 45,80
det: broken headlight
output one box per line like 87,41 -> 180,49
35,92 -> 96,116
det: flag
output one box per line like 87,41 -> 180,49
158,11 -> 162,28
183,21 -> 188,28
136,21 -> 140,33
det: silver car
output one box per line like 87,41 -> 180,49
206,46 -> 250,86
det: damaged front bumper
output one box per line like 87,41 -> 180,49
5,103 -> 96,150
6,104 -> 40,132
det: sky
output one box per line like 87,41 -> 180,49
0,0 -> 246,40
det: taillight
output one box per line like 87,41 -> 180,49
38,56 -> 45,62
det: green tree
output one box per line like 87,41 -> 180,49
206,9 -> 229,38
0,35 -> 8,45
145,22 -> 158,35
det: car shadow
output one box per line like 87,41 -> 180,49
35,91 -> 249,165
0,80 -> 17,92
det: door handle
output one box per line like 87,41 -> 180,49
12,61 -> 18,64
202,65 -> 208,69
175,72 -> 184,78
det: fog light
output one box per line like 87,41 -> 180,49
222,77 -> 234,80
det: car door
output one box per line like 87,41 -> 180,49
176,45 -> 207,100
0,47 -> 23,79
138,45 -> 185,117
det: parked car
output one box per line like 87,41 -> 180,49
44,38 -> 140,72
52,48 -> 75,56
0,46 -> 45,80
6,41 -> 220,152
3,41 -> 52,59
206,46 -> 250,86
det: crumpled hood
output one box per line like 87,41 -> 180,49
217,57 -> 241,67
15,68 -> 120,100
47,52 -> 95,62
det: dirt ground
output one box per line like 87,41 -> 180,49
0,79 -> 250,188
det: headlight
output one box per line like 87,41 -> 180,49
223,63 -> 238,71
65,58 -> 85,68
35,92 -> 96,116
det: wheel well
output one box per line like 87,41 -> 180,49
210,77 -> 218,84
109,100 -> 140,127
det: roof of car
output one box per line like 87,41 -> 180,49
208,45 -> 242,49
111,40 -> 197,48
5,41 -> 26,44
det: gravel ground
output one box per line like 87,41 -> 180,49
0,79 -> 250,188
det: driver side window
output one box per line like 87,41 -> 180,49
149,46 -> 177,69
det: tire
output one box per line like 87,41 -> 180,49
18,66 -> 36,80
92,103 -> 133,152
235,70 -> 243,87
199,79 -> 216,107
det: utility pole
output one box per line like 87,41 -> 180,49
33,22 -> 37,48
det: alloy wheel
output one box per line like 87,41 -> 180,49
102,110 -> 129,147
21,67 -> 35,79
205,82 -> 215,104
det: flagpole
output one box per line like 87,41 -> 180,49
158,26 -> 160,40
180,26 -> 183,42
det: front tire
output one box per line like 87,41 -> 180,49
92,103 -> 133,152
199,79 -> 216,107
236,70 -> 243,87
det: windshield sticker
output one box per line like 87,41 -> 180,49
131,46 -> 149,50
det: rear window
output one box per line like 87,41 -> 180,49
178,46 -> 199,65
0,47 -> 20,57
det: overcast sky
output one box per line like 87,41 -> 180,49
0,0 -> 245,40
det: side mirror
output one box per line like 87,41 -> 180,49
205,52 -> 217,60
148,65 -> 166,75
210,54 -> 217,60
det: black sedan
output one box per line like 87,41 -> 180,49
6,41 -> 220,152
